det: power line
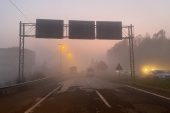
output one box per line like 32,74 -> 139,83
9,0 -> 30,22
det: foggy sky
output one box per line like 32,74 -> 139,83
0,0 -> 170,68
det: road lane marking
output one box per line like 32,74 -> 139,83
24,84 -> 62,113
87,79 -> 111,108
95,90 -> 112,108
126,85 -> 170,101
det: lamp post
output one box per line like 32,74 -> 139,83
58,44 -> 74,73
58,44 -> 66,73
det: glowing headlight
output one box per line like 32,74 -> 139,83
142,65 -> 157,75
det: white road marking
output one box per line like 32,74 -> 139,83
126,85 -> 170,101
87,79 -> 111,108
95,90 -> 112,108
24,85 -> 62,113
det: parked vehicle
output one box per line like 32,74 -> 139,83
86,67 -> 95,77
152,70 -> 170,78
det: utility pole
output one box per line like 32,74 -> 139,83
19,21 -> 25,82
128,25 -> 135,81
18,22 -> 35,83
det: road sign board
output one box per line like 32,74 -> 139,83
69,20 -> 95,39
96,21 -> 122,40
36,19 -> 64,38
116,64 -> 123,71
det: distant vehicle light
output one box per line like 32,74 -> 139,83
144,68 -> 149,73
141,65 -> 157,76
151,68 -> 156,71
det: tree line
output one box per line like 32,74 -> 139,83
107,29 -> 170,74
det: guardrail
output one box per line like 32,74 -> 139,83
0,77 -> 51,95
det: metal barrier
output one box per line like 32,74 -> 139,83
0,77 -> 50,95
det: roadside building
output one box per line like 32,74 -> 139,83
0,47 -> 35,86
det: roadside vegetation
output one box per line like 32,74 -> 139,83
117,75 -> 170,97
107,29 -> 170,74
105,29 -> 170,96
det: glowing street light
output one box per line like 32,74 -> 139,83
58,43 -> 67,73
59,44 -> 67,53
67,52 -> 73,60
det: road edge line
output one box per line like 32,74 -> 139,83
24,85 -> 62,113
95,90 -> 112,108
125,85 -> 170,101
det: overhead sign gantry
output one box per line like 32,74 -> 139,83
18,19 -> 135,82
36,19 -> 64,38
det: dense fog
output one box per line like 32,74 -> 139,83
107,29 -> 170,76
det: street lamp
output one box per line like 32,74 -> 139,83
67,52 -> 73,60
58,44 -> 66,73
58,44 -> 75,73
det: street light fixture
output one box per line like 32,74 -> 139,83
58,44 -> 75,73
58,44 -> 66,73
67,52 -> 73,60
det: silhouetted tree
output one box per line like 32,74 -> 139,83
107,29 -> 170,74
94,60 -> 108,71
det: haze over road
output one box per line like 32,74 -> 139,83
24,76 -> 170,113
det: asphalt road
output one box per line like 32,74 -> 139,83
0,77 -> 60,113
24,77 -> 170,113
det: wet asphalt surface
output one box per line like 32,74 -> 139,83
29,77 -> 170,113
0,77 -> 170,113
